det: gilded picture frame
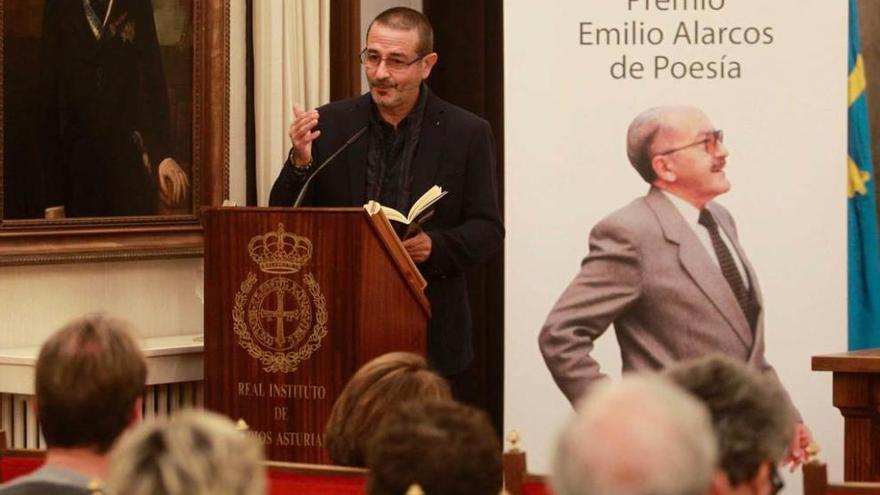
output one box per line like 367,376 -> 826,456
0,0 -> 228,265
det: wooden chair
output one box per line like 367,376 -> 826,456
502,432 -> 551,495
803,460 -> 880,495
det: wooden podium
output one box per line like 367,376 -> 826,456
812,349 -> 880,481
202,207 -> 429,463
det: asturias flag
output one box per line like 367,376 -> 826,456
848,0 -> 880,349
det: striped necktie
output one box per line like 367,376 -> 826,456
698,209 -> 751,318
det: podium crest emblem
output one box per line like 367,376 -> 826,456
232,223 -> 328,373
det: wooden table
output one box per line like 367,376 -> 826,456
812,349 -> 880,481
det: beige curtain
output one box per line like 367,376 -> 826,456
253,0 -> 331,205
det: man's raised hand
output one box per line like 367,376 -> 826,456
288,104 -> 321,167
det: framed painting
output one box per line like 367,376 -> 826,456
0,0 -> 228,265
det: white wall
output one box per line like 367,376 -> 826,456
504,2 -> 847,494
0,3 -> 247,348
0,259 -> 204,347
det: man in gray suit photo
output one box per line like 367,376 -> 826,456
538,105 -> 811,469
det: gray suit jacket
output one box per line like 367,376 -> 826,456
539,187 -> 798,416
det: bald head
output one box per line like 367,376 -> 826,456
552,376 -> 717,495
626,105 -> 709,183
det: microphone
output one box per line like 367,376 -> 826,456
293,126 -> 368,207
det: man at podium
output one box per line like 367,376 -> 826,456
268,7 -> 504,394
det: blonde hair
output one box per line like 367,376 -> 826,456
325,352 -> 452,466
107,410 -> 265,495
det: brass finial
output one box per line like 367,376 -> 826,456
406,484 -> 425,495
44,206 -> 66,220
235,418 -> 250,432
805,441 -> 821,462
507,430 -> 521,452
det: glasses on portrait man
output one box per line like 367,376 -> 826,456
655,129 -> 724,156
359,48 -> 425,71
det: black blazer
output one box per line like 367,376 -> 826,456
269,89 -> 504,375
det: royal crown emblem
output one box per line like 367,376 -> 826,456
233,224 -> 328,373
247,223 -> 313,274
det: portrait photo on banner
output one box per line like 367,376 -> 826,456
3,0 -> 194,221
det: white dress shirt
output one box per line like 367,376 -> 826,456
661,190 -> 750,290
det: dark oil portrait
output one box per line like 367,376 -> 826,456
3,0 -> 194,220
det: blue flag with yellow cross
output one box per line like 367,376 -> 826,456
848,0 -> 880,350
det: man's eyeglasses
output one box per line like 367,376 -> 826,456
360,49 -> 425,71
655,129 -> 724,156
770,465 -> 784,495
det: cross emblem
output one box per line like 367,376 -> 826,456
261,290 -> 300,350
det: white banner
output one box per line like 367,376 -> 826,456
504,2 -> 847,493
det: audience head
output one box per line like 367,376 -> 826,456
366,399 -> 502,495
665,354 -> 793,495
552,375 -> 717,495
35,313 -> 147,453
106,409 -> 265,495
325,351 -> 451,466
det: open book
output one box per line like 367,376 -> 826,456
364,185 -> 447,239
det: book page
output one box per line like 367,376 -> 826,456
407,185 -> 447,223
364,200 -> 409,224
381,206 -> 408,224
